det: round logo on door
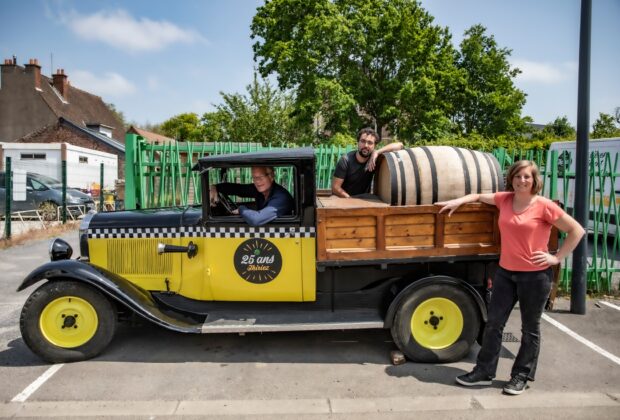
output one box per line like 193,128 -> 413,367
234,238 -> 282,284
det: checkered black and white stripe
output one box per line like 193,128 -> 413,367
88,226 -> 315,239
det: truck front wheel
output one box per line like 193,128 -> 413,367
391,284 -> 480,363
20,281 -> 117,363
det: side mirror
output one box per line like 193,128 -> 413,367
26,186 -> 33,192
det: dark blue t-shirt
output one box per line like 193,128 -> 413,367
333,151 -> 375,196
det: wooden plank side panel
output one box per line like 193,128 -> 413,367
386,236 -> 435,247
385,214 -> 435,226
325,216 -> 377,228
326,238 -> 376,250
385,224 -> 435,237
446,212 -> 495,223
323,245 -> 500,261
444,222 -> 494,235
316,203 -> 500,262
444,232 -> 495,245
325,226 -> 376,240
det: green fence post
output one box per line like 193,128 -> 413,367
4,157 -> 11,239
99,163 -> 104,212
124,133 -> 137,210
62,160 -> 67,223
549,150 -> 559,200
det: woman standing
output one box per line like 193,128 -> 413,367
436,160 -> 585,395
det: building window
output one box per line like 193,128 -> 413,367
20,153 -> 46,160
79,156 -> 88,164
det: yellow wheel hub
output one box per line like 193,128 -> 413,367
410,297 -> 463,349
39,296 -> 98,348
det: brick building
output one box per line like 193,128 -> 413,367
0,57 -> 125,178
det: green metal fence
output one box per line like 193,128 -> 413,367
125,135 -> 618,293
124,134 -> 354,209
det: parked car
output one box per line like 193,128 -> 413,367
0,171 -> 95,219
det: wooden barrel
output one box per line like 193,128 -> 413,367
375,146 -> 504,205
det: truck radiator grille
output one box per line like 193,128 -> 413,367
107,239 -> 174,275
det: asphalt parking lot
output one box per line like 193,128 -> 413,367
0,230 -> 618,419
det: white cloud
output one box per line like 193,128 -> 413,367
511,59 -> 577,83
71,70 -> 136,97
61,9 -> 208,52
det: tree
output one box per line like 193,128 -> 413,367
251,0 -> 459,141
452,24 -> 527,137
591,112 -> 620,139
105,102 -> 127,129
534,116 -> 576,140
201,73 -> 313,145
159,113 -> 203,141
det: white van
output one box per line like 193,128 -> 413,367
544,138 -> 620,235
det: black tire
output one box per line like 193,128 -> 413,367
20,281 -> 117,363
390,284 -> 481,363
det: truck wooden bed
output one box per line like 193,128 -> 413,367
315,195 -> 501,263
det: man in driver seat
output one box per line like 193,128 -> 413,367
209,166 -> 294,226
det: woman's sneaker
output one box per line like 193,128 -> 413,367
455,370 -> 492,386
503,375 -> 528,395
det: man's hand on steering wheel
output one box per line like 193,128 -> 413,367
218,192 -> 238,214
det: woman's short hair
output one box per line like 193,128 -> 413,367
505,160 -> 543,194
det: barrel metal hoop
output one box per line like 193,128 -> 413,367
451,147 -> 471,196
385,152 -> 399,205
404,148 -> 421,205
420,146 -> 438,204
396,153 -> 407,205
490,154 -> 504,190
467,149 -> 482,193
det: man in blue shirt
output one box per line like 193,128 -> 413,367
209,166 -> 294,226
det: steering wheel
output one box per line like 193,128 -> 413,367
218,192 -> 238,214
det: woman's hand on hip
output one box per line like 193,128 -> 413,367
531,251 -> 560,266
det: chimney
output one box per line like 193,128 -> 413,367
53,68 -> 69,100
24,58 -> 42,89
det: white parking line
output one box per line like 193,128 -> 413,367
599,300 -> 620,311
11,364 -> 64,403
542,314 -> 620,366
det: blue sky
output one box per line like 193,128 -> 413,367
1,0 -> 618,131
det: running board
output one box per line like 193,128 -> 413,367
201,310 -> 384,333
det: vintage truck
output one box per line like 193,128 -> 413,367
17,147 -> 518,363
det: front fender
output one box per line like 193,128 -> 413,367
17,260 -> 201,333
384,275 -> 487,328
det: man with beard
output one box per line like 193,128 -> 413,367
331,128 -> 403,198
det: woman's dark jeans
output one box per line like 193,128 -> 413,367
475,266 -> 553,381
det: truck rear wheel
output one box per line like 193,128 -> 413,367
20,281 -> 117,363
391,284 -> 480,363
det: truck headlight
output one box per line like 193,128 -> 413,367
49,238 -> 73,261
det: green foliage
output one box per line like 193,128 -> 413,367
251,0 -> 459,140
591,112 -> 620,139
328,132 -> 356,147
530,116 -> 576,141
452,25 -> 527,137
105,102 -> 128,129
418,133 -> 558,153
159,113 -> 203,141
201,73 -> 313,145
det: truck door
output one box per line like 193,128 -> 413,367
204,226 -> 304,301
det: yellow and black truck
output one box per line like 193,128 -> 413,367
17,147 -> 524,364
